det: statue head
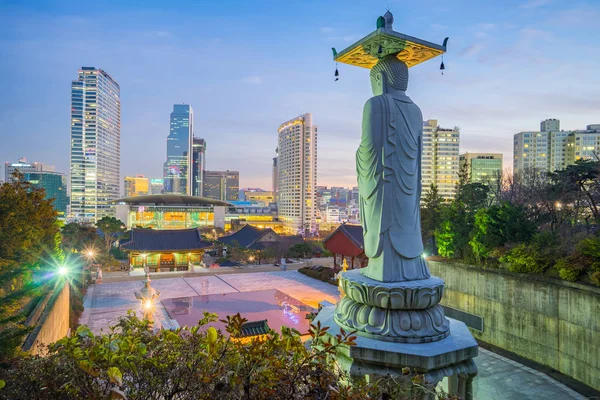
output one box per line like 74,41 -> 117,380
370,55 -> 408,96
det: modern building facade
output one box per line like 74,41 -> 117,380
70,67 -> 121,223
514,120 -> 600,174
422,119 -> 460,200
164,104 -> 193,195
124,175 -> 149,197
23,171 -> 69,217
277,113 -> 318,235
272,153 -> 278,203
459,153 -> 503,185
5,158 -> 54,182
150,178 -> 164,195
244,190 -> 275,206
203,170 -> 239,201
191,137 -> 206,197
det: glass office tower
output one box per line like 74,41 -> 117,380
191,137 -> 206,197
70,67 -> 121,222
164,104 -> 193,195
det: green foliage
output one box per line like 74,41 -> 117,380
0,313 -> 445,399
286,243 -> 313,258
469,203 -> 536,262
421,184 -> 443,254
0,175 -> 60,359
96,217 -> 126,252
298,266 -> 337,285
554,257 -> 584,281
500,233 -> 558,274
61,223 -> 101,254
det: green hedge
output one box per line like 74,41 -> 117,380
298,266 -> 338,286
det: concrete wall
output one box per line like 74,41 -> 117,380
22,282 -> 70,355
428,261 -> 600,391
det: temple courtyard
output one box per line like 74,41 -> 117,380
80,270 -> 585,400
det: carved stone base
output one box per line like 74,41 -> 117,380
314,305 -> 478,376
335,297 -> 450,343
335,269 -> 450,343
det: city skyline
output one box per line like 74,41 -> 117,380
1,0 -> 599,189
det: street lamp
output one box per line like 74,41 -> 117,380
135,266 -> 160,329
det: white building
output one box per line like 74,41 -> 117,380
514,120 -> 600,174
422,119 -> 460,200
70,67 -> 121,223
5,158 -> 54,182
276,113 -> 318,235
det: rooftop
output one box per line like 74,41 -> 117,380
115,194 -> 231,207
121,228 -> 212,252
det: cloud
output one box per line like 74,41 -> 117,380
241,76 -> 262,84
519,0 -> 551,9
460,43 -> 485,57
320,27 -> 334,33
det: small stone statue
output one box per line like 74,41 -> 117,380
357,54 -> 430,282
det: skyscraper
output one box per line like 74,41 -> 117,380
150,178 -> 165,195
272,151 -> 278,203
191,137 -> 206,197
203,170 -> 239,201
124,175 -> 149,197
70,67 -> 121,223
513,119 -> 600,174
164,104 -> 193,195
277,113 -> 318,235
421,119 -> 460,200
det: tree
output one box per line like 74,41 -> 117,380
61,222 -> 101,253
421,184 -> 443,254
96,217 -> 126,252
287,243 -> 312,259
0,174 -> 61,359
0,313 -> 444,399
468,203 -> 536,262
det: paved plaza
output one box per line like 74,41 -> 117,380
81,270 -> 586,400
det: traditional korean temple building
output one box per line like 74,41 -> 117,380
217,225 -> 303,263
121,228 -> 212,272
323,223 -> 366,269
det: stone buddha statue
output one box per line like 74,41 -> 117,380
357,54 -> 430,282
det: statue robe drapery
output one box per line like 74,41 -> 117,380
357,93 -> 430,282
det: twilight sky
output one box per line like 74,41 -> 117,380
1,0 -> 599,189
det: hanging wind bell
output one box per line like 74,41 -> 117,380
440,37 -> 449,75
332,48 -> 340,81
378,44 -> 383,55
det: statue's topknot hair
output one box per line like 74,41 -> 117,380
370,55 -> 408,91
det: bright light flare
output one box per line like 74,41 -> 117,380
58,266 -> 68,275
143,300 -> 153,310
422,253 -> 428,258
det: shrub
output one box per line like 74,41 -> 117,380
500,233 -> 559,274
0,313 -> 443,399
298,266 -> 337,285
554,257 -> 584,281
590,271 -> 600,286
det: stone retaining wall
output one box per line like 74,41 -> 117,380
22,281 -> 70,355
428,261 -> 600,391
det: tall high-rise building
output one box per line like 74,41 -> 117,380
124,174 -> 149,197
459,153 -> 503,184
272,152 -> 278,203
70,67 -> 121,223
191,138 -> 206,197
5,157 -> 54,182
203,170 -> 239,201
23,172 -> 69,217
421,119 -> 460,200
277,113 -> 318,235
164,104 -> 193,195
513,120 -> 600,174
150,178 -> 164,195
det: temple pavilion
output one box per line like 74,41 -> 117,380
121,228 -> 212,272
323,223 -> 367,269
